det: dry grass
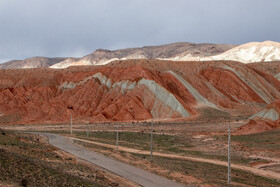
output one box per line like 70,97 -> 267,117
0,128 -> 132,187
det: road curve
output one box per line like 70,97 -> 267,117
39,133 -> 185,187
69,136 -> 280,181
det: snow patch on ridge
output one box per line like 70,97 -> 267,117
51,55 -> 146,69
250,108 -> 279,121
157,54 -> 200,61
50,41 -> 280,68
95,58 -> 120,66
51,59 -> 93,69
203,42 -> 280,63
50,58 -> 120,68
168,41 -> 280,63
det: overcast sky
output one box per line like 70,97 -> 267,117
0,0 -> 280,63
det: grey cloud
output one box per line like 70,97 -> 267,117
0,0 -> 279,62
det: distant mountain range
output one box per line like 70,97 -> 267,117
0,42 -> 235,69
0,41 -> 280,69
0,42 -> 279,134
0,57 -> 68,69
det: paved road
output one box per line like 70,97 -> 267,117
39,133 -> 185,187
68,136 -> 280,181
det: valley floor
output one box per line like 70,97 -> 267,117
2,121 -> 280,186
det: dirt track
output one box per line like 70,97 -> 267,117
68,136 -> 280,182
38,133 -> 185,187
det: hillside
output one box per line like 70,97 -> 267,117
236,99 -> 280,135
60,42 -> 235,67
0,42 -> 235,69
201,41 -> 280,63
0,60 -> 279,131
0,57 -> 69,69
1,41 -> 280,69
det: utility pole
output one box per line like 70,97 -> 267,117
228,124 -> 231,184
86,122 -> 89,138
150,81 -> 158,157
116,122 -> 119,151
150,120 -> 153,157
70,114 -> 73,134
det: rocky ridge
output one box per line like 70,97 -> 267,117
0,60 -> 279,136
0,42 -> 235,69
0,57 -> 70,69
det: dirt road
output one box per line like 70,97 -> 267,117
38,133 -> 185,187
68,136 -> 280,182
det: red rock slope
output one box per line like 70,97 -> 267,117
235,99 -> 280,135
0,60 -> 279,125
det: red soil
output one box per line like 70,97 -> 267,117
0,60 -> 279,132
235,99 -> 280,135
235,119 -> 280,135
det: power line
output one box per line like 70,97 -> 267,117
86,122 -> 89,138
150,120 -> 153,157
70,114 -> 73,134
116,122 -> 119,151
150,81 -> 158,157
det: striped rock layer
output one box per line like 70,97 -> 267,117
0,60 -> 279,131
